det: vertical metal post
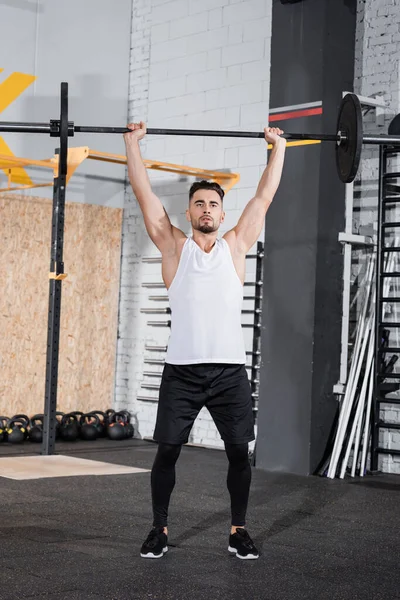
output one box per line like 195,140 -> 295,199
371,144 -> 386,471
249,241 -> 264,466
41,83 -> 69,455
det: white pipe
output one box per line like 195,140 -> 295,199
327,311 -> 374,478
348,325 -> 375,478
339,318 -> 374,478
327,257 -> 376,476
349,256 -> 372,311
359,358 -> 375,477
336,257 -> 375,432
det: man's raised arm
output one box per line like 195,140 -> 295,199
227,127 -> 286,254
124,122 -> 175,250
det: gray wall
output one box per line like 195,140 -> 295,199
256,0 -> 356,475
0,0 -> 132,207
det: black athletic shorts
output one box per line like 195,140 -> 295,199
153,363 -> 255,446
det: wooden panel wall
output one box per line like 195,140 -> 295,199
0,193 -> 123,418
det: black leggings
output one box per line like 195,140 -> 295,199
151,442 -> 251,528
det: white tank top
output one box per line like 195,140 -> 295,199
165,236 -> 246,365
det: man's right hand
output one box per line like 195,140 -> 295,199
124,121 -> 147,143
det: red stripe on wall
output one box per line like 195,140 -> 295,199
269,107 -> 323,121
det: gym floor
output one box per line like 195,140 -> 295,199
1,439 -> 399,600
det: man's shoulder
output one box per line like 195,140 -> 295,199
222,229 -> 246,256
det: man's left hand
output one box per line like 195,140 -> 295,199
264,126 -> 286,147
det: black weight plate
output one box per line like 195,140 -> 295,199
336,93 -> 363,183
389,113 -> 400,135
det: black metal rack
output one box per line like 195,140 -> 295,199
372,145 -> 400,470
250,241 -> 264,420
40,83 -> 69,455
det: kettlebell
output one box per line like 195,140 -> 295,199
115,412 -> 129,439
55,412 -> 65,439
6,416 -> 27,444
60,413 -> 79,441
106,412 -> 125,441
0,416 -> 9,443
12,414 -> 30,439
88,411 -> 106,438
79,413 -> 99,441
119,410 -> 134,439
70,411 -> 85,437
104,409 -> 115,429
28,414 -> 44,443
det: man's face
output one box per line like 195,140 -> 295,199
186,189 -> 225,233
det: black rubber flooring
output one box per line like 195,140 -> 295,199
1,438 -> 399,600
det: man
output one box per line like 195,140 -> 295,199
124,122 -> 286,560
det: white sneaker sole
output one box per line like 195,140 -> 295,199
228,546 -> 259,560
140,546 -> 168,559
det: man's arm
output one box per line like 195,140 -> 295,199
124,122 -> 186,251
226,127 -> 286,254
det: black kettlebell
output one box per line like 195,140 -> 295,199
107,413 -> 125,441
70,411 -> 84,436
55,412 -> 65,439
115,412 -> 129,439
79,413 -> 99,441
6,416 -> 27,444
12,414 -> 30,439
60,413 -> 79,441
119,410 -> 134,439
104,409 -> 115,429
28,414 -> 44,443
88,411 -> 106,438
0,416 -> 9,443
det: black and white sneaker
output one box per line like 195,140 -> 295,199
140,527 -> 168,559
228,528 -> 259,560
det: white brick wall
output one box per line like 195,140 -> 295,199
114,0 -> 152,420
354,0 -> 400,473
354,0 -> 400,223
115,0 -> 272,449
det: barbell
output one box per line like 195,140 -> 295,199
0,82 -> 398,183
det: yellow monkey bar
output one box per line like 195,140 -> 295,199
0,147 -> 240,193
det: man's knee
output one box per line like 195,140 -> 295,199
154,443 -> 182,468
224,442 -> 249,469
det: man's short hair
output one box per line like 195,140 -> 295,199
189,180 -> 224,203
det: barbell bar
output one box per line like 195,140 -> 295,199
1,123 -> 339,140
0,120 -> 400,144
0,121 -> 398,144
1,121 -> 398,144
0,84 -> 398,183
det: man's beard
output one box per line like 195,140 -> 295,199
196,219 -> 216,234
